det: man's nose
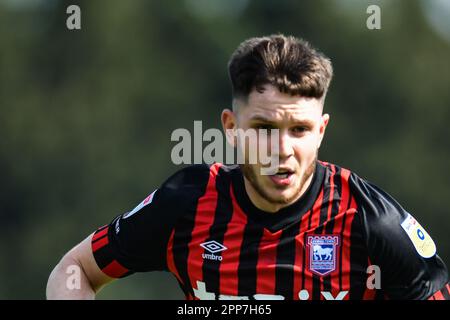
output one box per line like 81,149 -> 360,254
278,131 -> 294,160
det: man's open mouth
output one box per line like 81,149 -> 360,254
274,172 -> 292,178
269,168 -> 295,185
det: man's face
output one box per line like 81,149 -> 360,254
222,84 -> 329,212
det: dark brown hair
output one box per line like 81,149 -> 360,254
228,34 -> 333,102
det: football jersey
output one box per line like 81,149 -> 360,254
91,161 -> 449,300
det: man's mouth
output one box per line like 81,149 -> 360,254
269,169 -> 295,186
274,172 -> 291,178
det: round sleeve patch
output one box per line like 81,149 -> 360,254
400,213 -> 436,258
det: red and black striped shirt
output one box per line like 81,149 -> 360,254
91,161 -> 449,300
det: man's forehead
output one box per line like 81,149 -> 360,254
238,85 -> 322,112
239,89 -> 322,120
247,109 -> 318,124
248,85 -> 307,105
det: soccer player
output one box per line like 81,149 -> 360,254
46,34 -> 449,300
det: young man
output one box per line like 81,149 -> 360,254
47,34 -> 449,300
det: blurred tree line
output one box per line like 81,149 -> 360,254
0,0 -> 448,299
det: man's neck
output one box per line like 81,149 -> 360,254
243,173 -> 314,213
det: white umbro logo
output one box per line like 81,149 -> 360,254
200,241 -> 227,261
200,240 -> 227,253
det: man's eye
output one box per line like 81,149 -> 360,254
292,126 -> 308,134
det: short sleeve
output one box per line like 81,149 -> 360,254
350,174 -> 449,300
91,164 -> 210,278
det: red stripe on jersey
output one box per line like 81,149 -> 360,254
319,160 -> 330,167
319,165 -> 336,299
185,292 -> 194,300
102,260 -> 129,278
301,186 -> 325,300
340,196 -> 358,300
218,184 -> 248,297
293,208 -> 315,299
363,287 -> 377,300
187,163 -> 222,296
256,228 -> 282,296
428,283 -> 450,300
429,290 -> 445,300
166,230 -> 183,285
92,226 -> 108,242
92,235 -> 109,252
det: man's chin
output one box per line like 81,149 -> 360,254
261,184 -> 301,205
241,160 -> 316,210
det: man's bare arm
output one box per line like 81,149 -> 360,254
46,233 -> 114,299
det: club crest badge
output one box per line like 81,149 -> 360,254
307,235 -> 340,276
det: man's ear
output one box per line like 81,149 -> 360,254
221,108 -> 237,147
317,113 -> 330,149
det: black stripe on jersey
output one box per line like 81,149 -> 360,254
375,289 -> 386,300
92,221 -> 135,278
301,208 -> 314,291
91,245 -> 112,270
441,285 -> 450,300
349,210 -> 368,300
237,224 -> 264,297
316,165 -> 333,233
169,165 -> 211,298
274,221 -> 302,299
172,215 -> 196,297
202,167 -> 234,295
324,165 -> 341,234
322,165 -> 342,293
311,270 -> 321,300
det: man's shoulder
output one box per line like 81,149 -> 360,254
318,160 -> 353,178
317,160 -> 357,191
319,160 -> 406,219
160,163 -> 239,196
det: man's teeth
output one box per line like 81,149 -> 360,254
276,173 -> 289,178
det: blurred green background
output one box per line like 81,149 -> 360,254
0,0 -> 449,299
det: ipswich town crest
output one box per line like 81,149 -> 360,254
307,235 -> 340,276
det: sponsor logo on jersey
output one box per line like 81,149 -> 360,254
192,280 -> 348,300
401,213 -> 436,258
122,189 -> 157,219
200,240 -> 227,261
307,235 -> 340,276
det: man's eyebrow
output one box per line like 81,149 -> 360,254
249,115 -> 315,125
249,115 -> 275,123
291,118 -> 315,126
